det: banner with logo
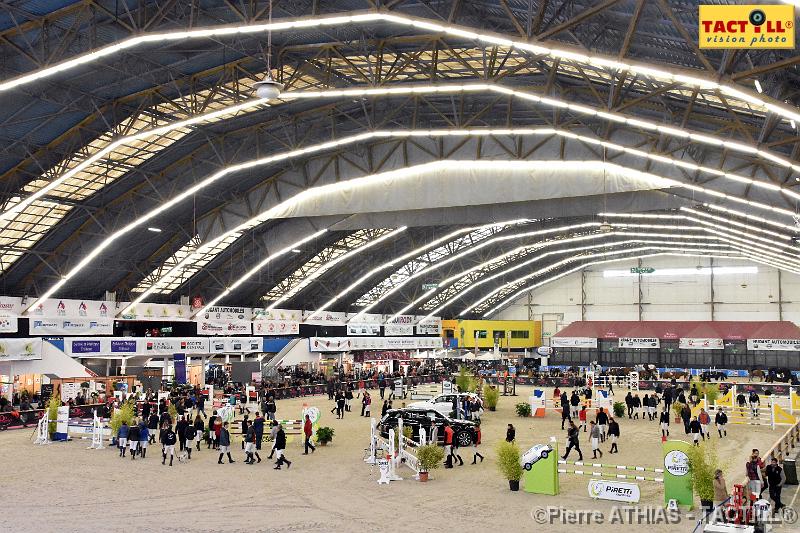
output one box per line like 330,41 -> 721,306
587,479 -> 640,503
0,338 -> 42,361
0,317 -> 17,333
309,336 -> 443,352
347,324 -> 381,336
302,310 -> 347,326
253,319 -> 299,336
174,354 -> 187,384
144,338 -> 208,355
550,337 -> 597,348
663,440 -> 693,509
208,337 -> 262,354
415,317 -> 442,335
253,308 -> 301,321
746,338 -> 800,351
384,315 -> 414,336
26,298 -> 115,319
199,306 -> 252,321
195,319 -> 252,335
30,318 -> 114,336
618,337 -> 660,349
118,302 -> 191,321
699,4 -> 794,49
0,296 -> 22,317
679,338 -> 724,350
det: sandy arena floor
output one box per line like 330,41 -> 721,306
1,385 -> 796,533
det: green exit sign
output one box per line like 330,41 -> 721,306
630,267 -> 655,274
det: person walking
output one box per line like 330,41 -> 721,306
625,392 -> 634,419
765,457 -> 785,512
578,405 -> 588,432
183,421 -> 196,460
749,391 -> 760,419
244,423 -> 260,464
128,421 -> 140,460
715,410 -> 728,438
698,408 -> 711,440
689,416 -> 702,446
303,414 -> 316,455
590,421 -> 603,459
659,409 -> 670,438
193,413 -> 204,451
471,423 -> 484,464
746,449 -> 765,499
138,419 -> 149,458
196,393 -> 207,419
560,396 -> 571,430
161,424 -> 177,466
713,470 -> 728,511
253,412 -> 265,452
632,394 -> 641,420
265,396 -> 276,422
273,424 -> 292,470
505,423 -> 515,443
607,417 -> 620,454
117,421 -> 129,457
362,391 -> 372,417
217,421 -> 235,464
267,420 -> 280,459
344,387 -> 353,413
562,421 -> 583,461
596,408 -> 609,443
444,423 -> 455,468
570,390 -> 580,420
207,410 -> 218,449
336,391 -> 346,419
176,415 -> 188,452
681,404 -> 692,434
381,400 -> 389,418
240,414 -> 250,451
147,411 -> 159,444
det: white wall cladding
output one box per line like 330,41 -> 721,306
493,256 -> 800,326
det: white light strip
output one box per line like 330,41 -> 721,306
2,12 -> 798,126
303,220 -> 528,322
14,84 -> 797,226
480,252 -> 742,317
263,226 -> 407,311
191,229 -> 327,317
27,151 -> 796,315
603,266 -> 758,277
704,204 -> 800,232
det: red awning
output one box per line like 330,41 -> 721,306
552,321 -> 800,340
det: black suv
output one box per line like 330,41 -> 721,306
379,407 -> 476,447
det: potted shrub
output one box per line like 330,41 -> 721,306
496,440 -> 523,491
109,401 -> 135,445
46,394 -> 60,439
483,384 -> 500,411
687,441 -> 720,513
515,402 -> 531,417
612,401 -> 626,418
416,444 -> 445,481
456,366 -> 477,392
672,402 -> 685,423
316,426 -> 335,446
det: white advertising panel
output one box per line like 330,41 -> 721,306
747,338 -> 800,351
587,479 -> 641,503
208,337 -> 262,354
309,336 -> 443,352
199,306 -> 252,321
302,310 -> 347,326
347,324 -> 381,336
27,298 -> 114,319
679,338 -> 724,350
253,319 -> 299,336
30,318 -> 113,335
0,338 -> 42,361
415,317 -> 442,335
0,317 -> 17,333
618,337 -> 660,348
253,308 -> 301,321
118,301 -> 191,321
0,296 -> 23,317
195,319 -> 252,336
143,338 -> 209,355
385,324 -> 413,335
550,337 -> 597,348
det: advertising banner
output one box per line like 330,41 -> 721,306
0,296 -> 22,317
550,337 -> 597,348
0,317 -> 17,333
384,315 -> 414,336
30,318 -> 113,336
253,319 -> 299,336
253,308 -> 302,322
208,337 -> 262,354
0,338 -> 43,361
746,338 -> 800,351
663,440 -> 693,509
144,338 -> 208,355
195,319 -> 252,336
27,298 -> 115,320
679,338 -> 724,350
174,354 -> 187,384
618,337 -> 660,349
199,306 -> 252,321
309,336 -> 442,352
347,324 -> 381,336
587,479 -> 640,503
415,317 -> 442,335
118,302 -> 191,322
302,310 -> 347,326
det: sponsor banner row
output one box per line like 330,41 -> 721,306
64,337 -> 264,356
0,338 -> 42,361
678,338 -> 724,350
747,338 -> 800,351
553,337 -> 800,351
619,337 -> 660,349
550,337 -> 598,348
30,318 -> 113,336
309,336 -> 443,352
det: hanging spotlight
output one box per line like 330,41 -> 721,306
255,76 -> 284,99
599,222 -> 614,233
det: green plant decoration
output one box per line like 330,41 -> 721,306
316,426 -> 335,445
483,385 -> 500,411
613,401 -> 626,418
687,441 -> 720,504
46,394 -> 60,436
455,366 -> 477,392
496,440 -> 523,481
417,444 -> 445,472
109,401 -> 135,438
515,402 -> 531,417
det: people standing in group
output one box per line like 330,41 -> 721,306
647,394 -> 657,421
698,408 -> 711,440
689,416 -> 702,445
659,409 -> 670,438
607,417 -> 619,454
273,424 -> 292,470
138,419 -> 149,458
589,421 -> 603,459
765,457 -> 785,512
303,414 -> 316,455
217,421 -> 235,464
715,409 -> 728,438
506,423 -> 515,443
471,423 -> 483,464
562,420 -> 583,461
161,423 -> 177,466
662,386 -> 673,413
117,421 -> 129,457
334,390 -> 346,419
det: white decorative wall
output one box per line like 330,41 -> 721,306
492,256 -> 800,329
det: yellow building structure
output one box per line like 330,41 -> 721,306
441,319 -> 541,349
